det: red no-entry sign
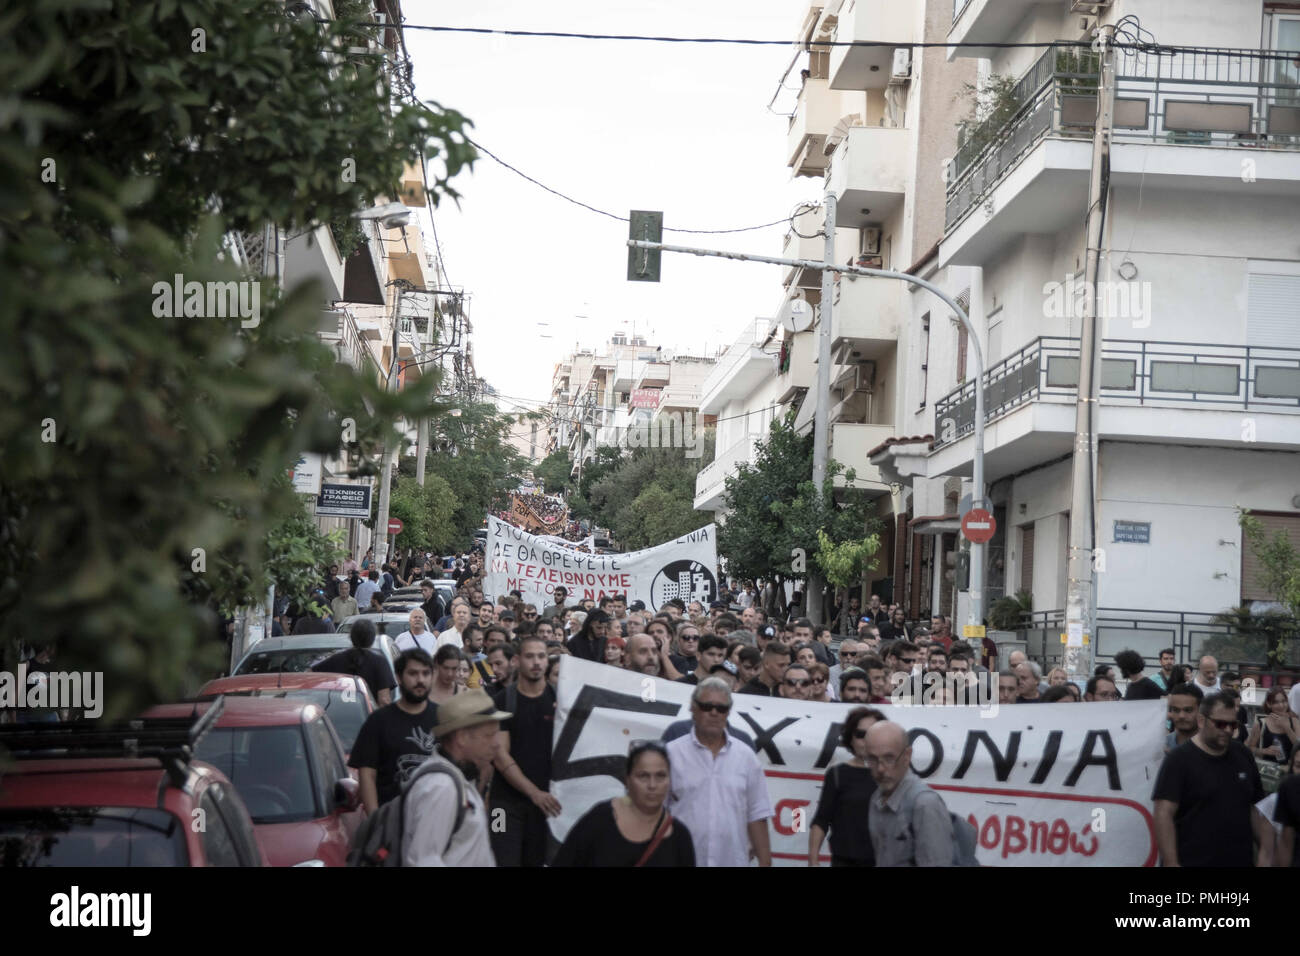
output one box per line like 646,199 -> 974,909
387,518 -> 404,535
961,508 -> 996,544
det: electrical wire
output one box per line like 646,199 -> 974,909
463,136 -> 796,235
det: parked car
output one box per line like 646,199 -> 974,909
141,697 -> 363,867
337,613 -> 418,638
233,634 -> 398,676
197,672 -> 376,758
0,701 -> 265,866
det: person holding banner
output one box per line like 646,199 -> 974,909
666,678 -> 773,867
551,741 -> 696,868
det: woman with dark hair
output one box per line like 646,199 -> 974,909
310,617 -> 396,705
808,706 -> 886,867
429,644 -> 464,706
567,608 -> 612,663
552,740 -> 695,867
1248,687 -> 1299,767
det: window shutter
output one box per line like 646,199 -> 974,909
1247,274 -> 1300,349
1241,513 -> 1300,603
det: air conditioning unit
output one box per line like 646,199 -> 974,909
1068,0 -> 1112,12
891,48 -> 912,79
860,227 -> 881,256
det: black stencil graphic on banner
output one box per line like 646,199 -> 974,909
649,560 -> 716,610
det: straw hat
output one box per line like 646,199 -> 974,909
432,688 -> 511,738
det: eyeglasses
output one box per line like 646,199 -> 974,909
864,754 -> 904,769
785,679 -> 812,688
1210,718 -> 1239,731
696,701 -> 730,714
679,634 -> 699,641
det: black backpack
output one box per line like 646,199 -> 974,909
346,756 -> 468,867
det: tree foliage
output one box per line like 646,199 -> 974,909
1236,509 -> 1300,665
585,443 -> 712,550
389,474 -> 459,555
0,0 -> 474,716
533,450 -> 575,498
718,413 -> 880,592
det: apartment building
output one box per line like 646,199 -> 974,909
864,0 -> 1300,663
697,0 -> 973,612
547,334 -> 717,472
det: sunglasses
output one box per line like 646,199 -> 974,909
679,634 -> 699,641
696,702 -> 730,714
785,679 -> 812,688
1210,718 -> 1239,731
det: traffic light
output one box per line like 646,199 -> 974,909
627,210 -> 662,282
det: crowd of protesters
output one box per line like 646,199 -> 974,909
290,552 -> 1300,868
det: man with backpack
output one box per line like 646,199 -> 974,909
349,649 -> 440,813
401,688 -> 509,866
864,721 -> 976,866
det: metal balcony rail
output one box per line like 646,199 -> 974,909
1012,607 -> 1300,672
933,336 -> 1300,446
945,45 -> 1300,230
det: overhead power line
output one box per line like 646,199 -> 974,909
465,136 -> 795,235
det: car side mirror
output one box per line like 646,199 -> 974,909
335,777 -> 361,812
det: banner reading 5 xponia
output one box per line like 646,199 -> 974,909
549,657 -> 1166,866
485,515 -> 717,613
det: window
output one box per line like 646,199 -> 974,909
919,313 -> 930,409
306,715 -> 349,811
0,807 -> 187,867
199,792 -> 241,867
194,726 -> 319,824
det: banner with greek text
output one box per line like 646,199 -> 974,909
485,515 -> 717,612
549,657 -> 1165,866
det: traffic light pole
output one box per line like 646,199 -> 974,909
627,236 -> 987,631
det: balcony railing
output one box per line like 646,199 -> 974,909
695,434 -> 759,501
933,336 -> 1300,446
946,46 -> 1300,231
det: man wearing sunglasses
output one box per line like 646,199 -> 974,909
780,664 -> 814,701
665,679 -> 773,867
1153,691 -> 1273,867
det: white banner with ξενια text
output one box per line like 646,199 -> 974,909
548,657 -> 1165,866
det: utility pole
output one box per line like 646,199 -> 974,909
373,281 -> 406,571
416,415 -> 428,486
808,193 -> 837,627
1064,25 -> 1117,679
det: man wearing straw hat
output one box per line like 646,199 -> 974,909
403,688 -> 511,866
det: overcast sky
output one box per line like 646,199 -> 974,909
403,0 -> 822,410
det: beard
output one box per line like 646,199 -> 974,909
399,682 -> 429,704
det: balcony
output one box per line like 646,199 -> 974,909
638,362 -> 671,389
828,0 -> 916,91
929,336 -> 1300,477
947,0 -> 1049,60
694,434 -> 759,512
283,225 -> 346,303
782,205 -> 827,289
777,331 -> 817,403
788,77 -> 844,177
829,422 -> 894,493
699,323 -> 776,414
387,222 -> 430,288
943,47 -> 1300,253
830,273 -> 901,358
826,125 -> 909,229
613,359 -> 638,393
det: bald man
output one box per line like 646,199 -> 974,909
865,721 -> 954,867
1193,655 -> 1221,695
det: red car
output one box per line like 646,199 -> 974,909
197,672 -> 376,759
142,697 -> 364,867
0,702 -> 265,866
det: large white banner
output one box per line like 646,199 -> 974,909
549,657 -> 1166,866
485,515 -> 718,613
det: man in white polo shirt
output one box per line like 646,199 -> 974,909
394,608 -> 437,654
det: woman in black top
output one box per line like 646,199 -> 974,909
809,706 -> 886,866
1248,688 -> 1299,765
552,741 -> 695,867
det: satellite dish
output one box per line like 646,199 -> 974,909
781,298 -> 814,333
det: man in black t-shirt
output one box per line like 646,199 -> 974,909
312,618 -> 396,706
1152,692 -> 1273,867
678,635 -> 728,685
348,648 -> 439,813
490,636 -> 560,867
739,643 -> 790,696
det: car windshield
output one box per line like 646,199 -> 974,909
225,688 -> 366,754
195,726 -> 319,824
235,648 -> 340,674
0,807 -> 188,867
